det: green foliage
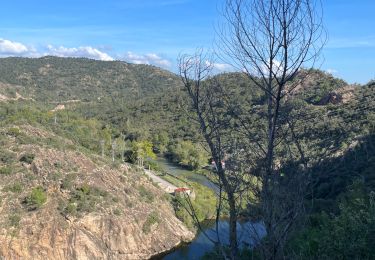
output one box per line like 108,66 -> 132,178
61,173 -> 77,190
62,184 -> 108,216
138,185 -> 154,203
0,149 -> 16,164
173,182 -> 217,229
0,166 -> 12,175
168,140 -> 208,170
19,153 -> 35,164
142,211 -> 160,234
152,131 -> 169,153
113,208 -> 121,216
7,127 -> 21,137
288,182 -> 375,259
3,182 -> 23,193
25,186 -> 47,209
8,214 -> 21,228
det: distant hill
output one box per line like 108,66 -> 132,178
0,56 -> 181,102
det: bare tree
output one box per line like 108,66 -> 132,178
179,0 -> 325,259
178,50 -> 255,259
216,0 -> 326,258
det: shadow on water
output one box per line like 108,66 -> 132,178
154,220 -> 266,260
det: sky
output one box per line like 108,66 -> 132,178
0,0 -> 374,84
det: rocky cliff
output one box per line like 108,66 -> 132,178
0,124 -> 194,259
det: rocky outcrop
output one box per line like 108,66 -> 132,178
0,127 -> 194,259
317,86 -> 355,105
0,208 -> 193,259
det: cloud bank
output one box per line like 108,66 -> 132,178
124,52 -> 171,68
0,39 -> 29,55
0,38 -> 173,69
45,45 -> 114,61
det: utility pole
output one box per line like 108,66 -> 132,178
112,141 -> 117,163
100,140 -> 105,157
120,133 -> 125,163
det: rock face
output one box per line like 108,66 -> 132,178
0,209 -> 192,260
0,126 -> 194,260
317,86 -> 355,105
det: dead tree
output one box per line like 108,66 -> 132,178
217,0 -> 326,258
178,50 -> 254,259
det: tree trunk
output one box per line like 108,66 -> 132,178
228,193 -> 238,259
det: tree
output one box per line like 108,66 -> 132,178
179,0 -> 325,259
218,0 -> 325,258
179,51 -> 251,259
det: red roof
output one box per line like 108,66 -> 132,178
175,187 -> 190,192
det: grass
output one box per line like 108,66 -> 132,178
8,214 -> 21,228
61,184 -> 110,216
138,185 -> 154,203
25,186 -> 47,210
142,211 -> 160,234
0,166 -> 12,175
3,182 -> 23,193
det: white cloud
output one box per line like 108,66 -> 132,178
45,45 -> 114,61
205,61 -> 233,72
124,52 -> 171,68
0,39 -> 29,55
326,68 -> 338,75
0,38 -> 173,68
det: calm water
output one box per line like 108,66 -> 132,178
161,220 -> 266,260
155,157 -> 218,192
154,157 -> 266,259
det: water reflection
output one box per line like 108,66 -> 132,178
163,220 -> 266,260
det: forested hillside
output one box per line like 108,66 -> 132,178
0,57 -> 374,259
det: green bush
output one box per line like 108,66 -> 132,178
19,153 -> 35,164
61,173 -> 77,190
138,185 -> 154,203
3,182 -> 23,193
288,183 -> 375,259
142,211 -> 160,234
113,208 -> 121,216
7,127 -> 21,137
8,214 -> 21,228
62,184 -> 108,216
0,166 -> 12,175
25,186 -> 47,209
167,140 -> 208,170
0,149 -> 16,164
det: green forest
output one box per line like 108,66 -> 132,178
0,56 -> 374,259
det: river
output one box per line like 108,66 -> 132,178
159,220 -> 266,260
155,157 -> 218,192
154,157 -> 266,259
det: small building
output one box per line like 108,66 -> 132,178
174,187 -> 191,196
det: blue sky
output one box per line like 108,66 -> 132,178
0,0 -> 374,84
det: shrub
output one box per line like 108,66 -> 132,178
7,127 -> 21,137
0,149 -> 16,164
0,166 -> 12,175
19,153 -> 35,164
61,173 -> 76,190
113,208 -> 121,216
3,182 -> 23,193
63,185 -> 108,216
8,214 -> 21,228
138,185 -> 154,203
25,186 -> 47,209
142,211 -> 160,234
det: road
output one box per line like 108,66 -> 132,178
144,169 -> 178,193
